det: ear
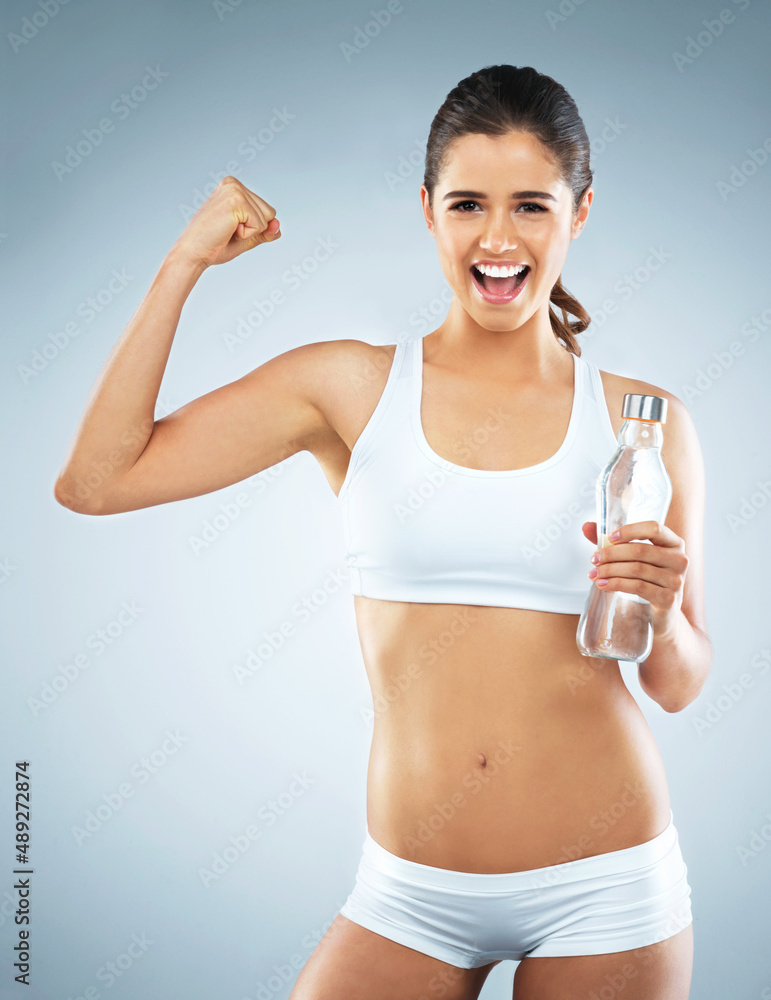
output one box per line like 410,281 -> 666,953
420,184 -> 435,237
571,186 -> 593,240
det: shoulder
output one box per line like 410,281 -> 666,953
253,338 -> 399,451
286,338 -> 398,403
595,364 -> 703,479
252,338 -> 397,399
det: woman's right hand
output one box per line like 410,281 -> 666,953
170,175 -> 281,270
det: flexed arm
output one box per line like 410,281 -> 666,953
53,177 -> 330,515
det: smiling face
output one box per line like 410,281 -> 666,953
420,130 -> 592,335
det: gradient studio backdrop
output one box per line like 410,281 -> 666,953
1,0 -> 769,997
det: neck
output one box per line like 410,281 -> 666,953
428,297 -> 570,379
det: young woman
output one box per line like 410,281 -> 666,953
55,65 -> 710,999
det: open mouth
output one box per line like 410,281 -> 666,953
470,264 -> 530,302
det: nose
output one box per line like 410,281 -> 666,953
478,207 -> 519,255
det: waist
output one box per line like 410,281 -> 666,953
360,808 -> 678,887
353,594 -> 614,713
353,595 -> 670,870
366,711 -> 670,871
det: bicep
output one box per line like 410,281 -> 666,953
95,344 -> 331,514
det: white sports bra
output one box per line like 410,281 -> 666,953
338,335 -> 619,613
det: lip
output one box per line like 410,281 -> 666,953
471,259 -> 530,268
469,263 -> 530,304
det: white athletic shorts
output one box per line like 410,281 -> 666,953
339,808 -> 693,968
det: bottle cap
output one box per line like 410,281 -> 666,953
621,393 -> 668,423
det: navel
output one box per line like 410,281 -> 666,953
478,752 -> 487,768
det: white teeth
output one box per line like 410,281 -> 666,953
474,263 -> 527,277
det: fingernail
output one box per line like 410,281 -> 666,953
597,578 -> 609,586
609,530 -> 621,541
588,567 -> 597,579
591,553 -> 600,564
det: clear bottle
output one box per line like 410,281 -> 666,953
576,393 -> 673,662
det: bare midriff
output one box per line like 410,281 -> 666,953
353,593 -> 671,874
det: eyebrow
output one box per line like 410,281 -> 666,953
442,189 -> 558,202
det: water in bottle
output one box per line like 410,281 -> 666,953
576,393 -> 673,662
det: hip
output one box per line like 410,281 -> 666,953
340,807 -> 692,966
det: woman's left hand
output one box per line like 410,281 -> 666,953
581,520 -> 689,641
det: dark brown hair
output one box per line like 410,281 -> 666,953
424,64 -> 593,356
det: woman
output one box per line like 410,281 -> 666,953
54,65 -> 710,999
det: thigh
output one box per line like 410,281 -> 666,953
289,913 -> 501,1000
512,924 -> 694,1000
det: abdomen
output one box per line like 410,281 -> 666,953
354,595 -> 672,873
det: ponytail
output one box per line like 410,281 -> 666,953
548,275 -> 590,357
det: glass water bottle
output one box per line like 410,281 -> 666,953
575,394 -> 673,662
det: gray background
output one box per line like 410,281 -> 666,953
2,0 -> 770,997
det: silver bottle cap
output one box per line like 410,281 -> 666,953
621,393 -> 667,423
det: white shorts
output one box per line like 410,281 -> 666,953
340,808 -> 693,968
